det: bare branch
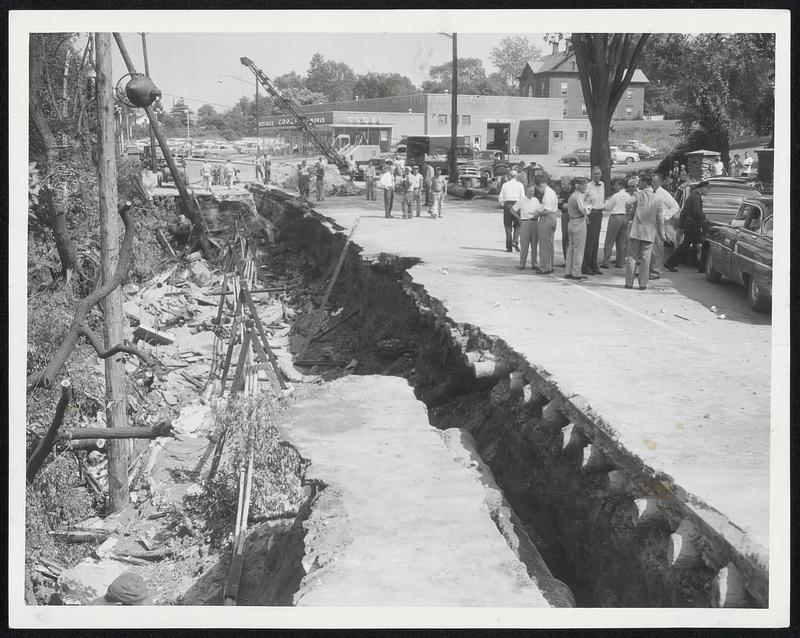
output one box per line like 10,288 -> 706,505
79,325 -> 153,365
26,380 -> 72,483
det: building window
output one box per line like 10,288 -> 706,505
540,80 -> 546,95
627,90 -> 633,101
625,106 -> 633,118
553,130 -> 563,140
560,81 -> 568,96
581,102 -> 587,116
438,114 -> 447,125
562,101 -> 568,117
461,114 -> 471,125
529,131 -> 538,141
578,130 -> 588,141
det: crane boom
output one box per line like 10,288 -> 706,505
240,56 -> 345,169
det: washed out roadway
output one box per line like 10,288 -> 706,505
301,192 -> 771,568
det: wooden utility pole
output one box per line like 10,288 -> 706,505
95,32 -> 129,512
450,33 -> 458,183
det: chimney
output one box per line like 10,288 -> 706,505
551,41 -> 559,55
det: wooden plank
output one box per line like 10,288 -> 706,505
241,284 -> 288,390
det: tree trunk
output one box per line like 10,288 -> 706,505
95,32 -> 129,513
590,109 -> 613,194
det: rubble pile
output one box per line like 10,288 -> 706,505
275,163 -> 363,196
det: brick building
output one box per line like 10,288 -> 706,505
260,93 -> 563,154
518,42 -> 648,120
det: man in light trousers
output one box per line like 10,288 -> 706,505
649,173 -> 680,278
378,163 -> 395,218
364,162 -> 377,201
513,185 -> 540,270
624,174 -> 664,290
565,178 -> 591,280
601,179 -> 630,269
430,167 -> 447,218
535,176 -> 560,274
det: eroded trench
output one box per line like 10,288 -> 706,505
188,187 -> 764,608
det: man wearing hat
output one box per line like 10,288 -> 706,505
498,170 -> 526,252
90,572 -> 152,605
624,174 -> 664,290
664,180 -> 709,272
411,165 -> 424,217
564,177 -> 592,280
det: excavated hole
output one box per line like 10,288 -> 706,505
205,188 -> 752,608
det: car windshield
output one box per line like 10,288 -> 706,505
477,151 -> 498,160
763,216 -> 773,235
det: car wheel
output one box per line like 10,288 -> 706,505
569,159 -> 578,167
747,276 -> 771,313
626,157 -> 635,164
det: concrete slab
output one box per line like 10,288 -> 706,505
275,375 -> 552,607
302,194 -> 770,565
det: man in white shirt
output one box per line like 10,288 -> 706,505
411,166 -> 424,217
535,176 -> 560,274
565,178 -> 592,280
741,151 -> 753,177
498,170 -> 526,252
583,166 -> 606,275
377,162 -> 395,218
649,173 -> 680,278
600,179 -> 630,269
713,158 -> 725,176
429,167 -> 448,219
364,162 -> 377,201
201,160 -> 213,191
513,185 -> 540,270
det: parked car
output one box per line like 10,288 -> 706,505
674,179 -> 762,227
459,150 -> 513,184
559,148 -> 592,167
625,139 -> 656,158
610,145 -> 640,164
703,196 -> 772,312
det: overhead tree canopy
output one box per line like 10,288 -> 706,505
353,72 -> 418,99
570,33 -> 650,190
421,57 -> 491,95
489,35 -> 541,88
305,53 -> 357,102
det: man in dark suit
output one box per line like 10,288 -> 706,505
664,180 -> 709,272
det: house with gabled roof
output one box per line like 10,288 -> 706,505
518,41 -> 649,120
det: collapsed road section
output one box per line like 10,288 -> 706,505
251,184 -> 769,608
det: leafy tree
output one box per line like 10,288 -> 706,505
305,53 -> 356,102
489,35 -> 541,89
570,33 -> 651,189
421,57 -> 490,94
353,72 -> 418,99
485,72 -> 513,96
169,97 -> 193,125
197,103 -> 217,121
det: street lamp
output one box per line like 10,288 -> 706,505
438,32 -> 458,183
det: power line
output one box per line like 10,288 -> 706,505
160,92 -> 239,110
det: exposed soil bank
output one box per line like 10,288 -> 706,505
250,186 -> 766,608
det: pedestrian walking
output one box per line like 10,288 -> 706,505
410,166 -> 424,217
401,167 -> 416,219
498,170 -> 526,252
565,178 -> 591,280
664,180 -> 709,272
649,173 -> 680,278
534,176 -> 559,274
582,166 -> 605,275
201,160 -> 213,190
429,167 -> 447,218
223,158 -> 235,189
741,151 -> 753,177
513,185 -> 540,270
364,162 -> 377,201
314,159 -> 326,201
600,179 -> 630,269
378,162 -> 395,218
624,175 -> 664,290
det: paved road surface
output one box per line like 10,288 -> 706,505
304,192 -> 771,564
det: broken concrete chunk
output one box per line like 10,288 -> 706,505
171,403 -> 215,437
188,260 -> 213,286
133,325 -> 175,346
57,559 -> 127,605
176,330 -> 217,354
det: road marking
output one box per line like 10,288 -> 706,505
561,277 -> 701,342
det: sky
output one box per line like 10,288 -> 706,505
111,32 -> 549,112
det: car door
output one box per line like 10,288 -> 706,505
731,206 -> 772,287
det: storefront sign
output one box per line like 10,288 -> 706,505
340,115 -> 383,125
259,113 -> 332,128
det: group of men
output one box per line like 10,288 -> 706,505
296,157 -> 328,201
375,161 -> 448,219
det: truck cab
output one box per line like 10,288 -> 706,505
405,135 -> 474,176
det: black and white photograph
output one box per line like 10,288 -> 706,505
7,8 -> 790,629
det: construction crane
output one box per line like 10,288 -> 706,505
240,56 -> 348,171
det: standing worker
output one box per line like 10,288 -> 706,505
411,165 -> 424,217
263,154 -> 272,185
498,170 -> 525,252
364,162 -> 377,201
534,175 -> 559,274
649,173 -> 680,279
582,166 -> 605,276
201,159 -> 213,191
255,154 -> 264,182
378,162 -> 395,218
564,177 -> 591,280
401,167 -> 415,219
423,163 -> 435,208
600,179 -> 631,269
664,180 -> 709,272
513,184 -> 540,270
429,166 -> 447,219
314,159 -> 326,201
223,158 -> 235,189
623,174 -> 663,290
741,151 -> 753,177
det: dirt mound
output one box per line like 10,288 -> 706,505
276,163 -> 363,197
